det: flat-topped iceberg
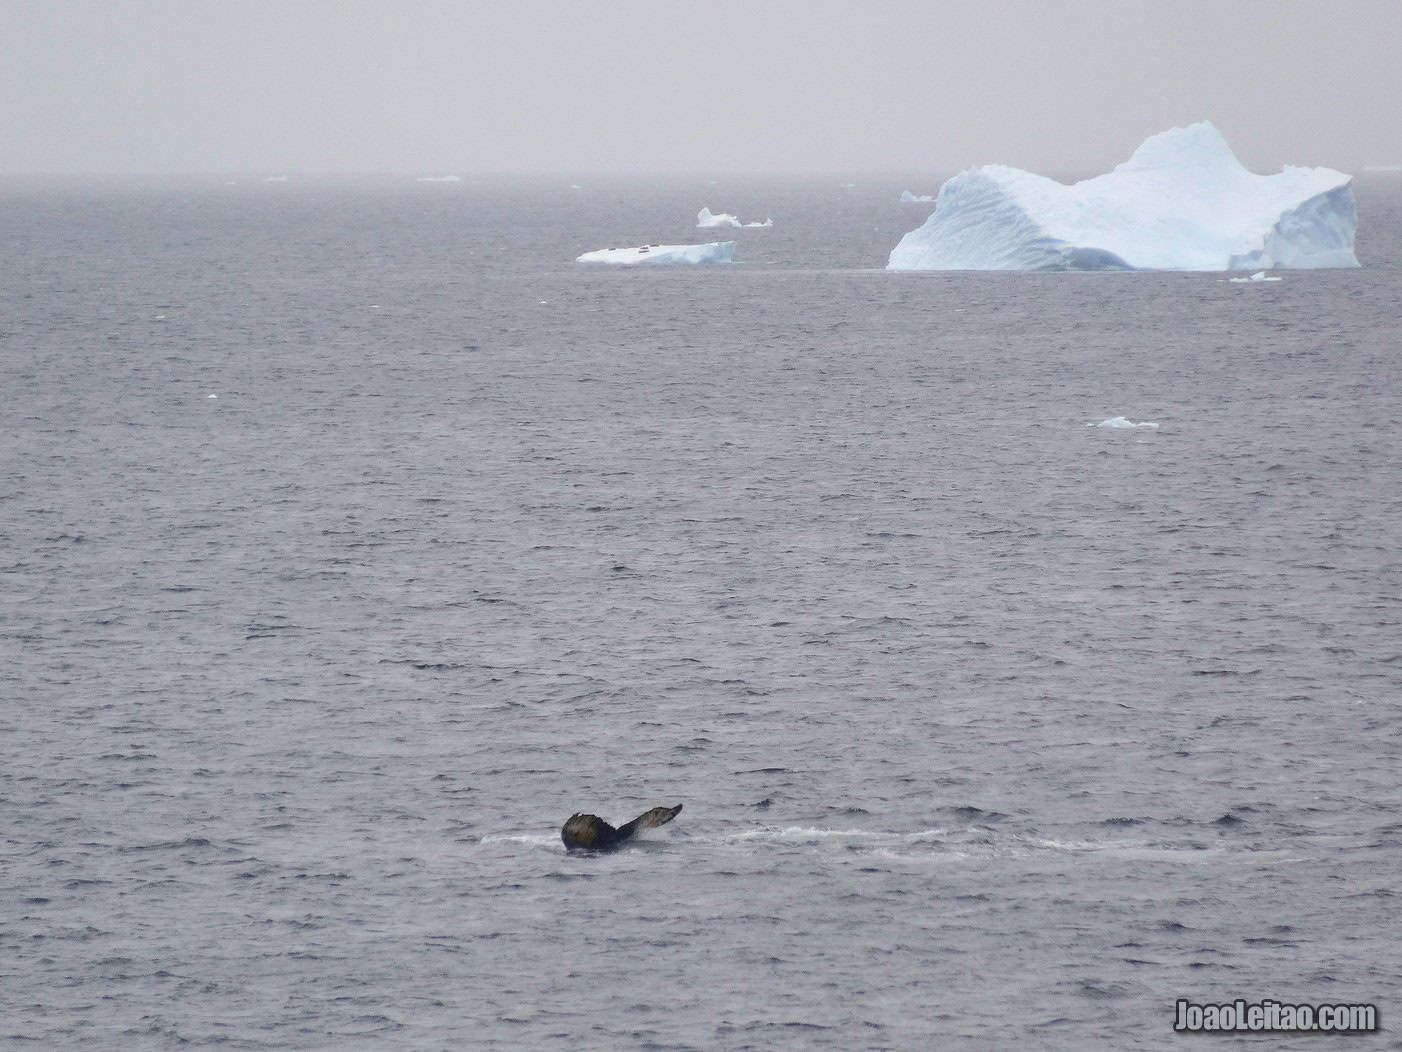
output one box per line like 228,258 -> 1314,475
697,207 -> 772,229
888,122 -> 1359,272
576,241 -> 735,265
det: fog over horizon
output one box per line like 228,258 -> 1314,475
4,0 -> 1400,177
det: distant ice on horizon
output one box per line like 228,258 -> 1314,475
900,190 -> 935,203
889,122 -> 1359,272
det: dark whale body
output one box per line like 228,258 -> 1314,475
562,804 -> 682,850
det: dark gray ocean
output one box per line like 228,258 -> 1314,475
3,172 -> 1401,1050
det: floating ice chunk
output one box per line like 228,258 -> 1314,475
262,174 -> 288,183
1227,270 -> 1283,282
698,207 -> 741,228
576,241 -> 735,265
698,207 -> 772,229
900,190 -> 936,203
889,122 -> 1359,272
1091,416 -> 1160,430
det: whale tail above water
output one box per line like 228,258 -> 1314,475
562,804 -> 682,850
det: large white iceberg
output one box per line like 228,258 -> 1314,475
888,122 -> 1359,272
576,241 -> 735,265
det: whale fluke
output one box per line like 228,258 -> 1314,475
562,804 -> 682,850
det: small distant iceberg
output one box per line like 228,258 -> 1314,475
415,175 -> 461,183
1091,416 -> 1160,430
697,208 -> 740,228
900,190 -> 936,203
889,122 -> 1359,271
697,207 -> 773,229
576,241 -> 735,265
262,174 -> 289,183
1227,270 -> 1282,282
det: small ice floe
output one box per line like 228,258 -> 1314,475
207,394 -> 218,399
697,207 -> 741,228
1091,416 -> 1159,430
697,207 -> 772,229
262,174 -> 288,183
1227,270 -> 1282,282
900,190 -> 936,203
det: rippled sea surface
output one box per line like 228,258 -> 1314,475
3,174 -> 1401,1049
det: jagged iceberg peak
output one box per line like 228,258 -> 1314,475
888,122 -> 1359,272
1116,120 -> 1242,173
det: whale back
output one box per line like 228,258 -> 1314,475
561,812 -> 618,850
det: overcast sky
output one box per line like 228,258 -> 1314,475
4,0 -> 1399,175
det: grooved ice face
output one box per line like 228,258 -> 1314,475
888,121 -> 1359,271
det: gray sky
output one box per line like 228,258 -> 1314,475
4,0 -> 1399,175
